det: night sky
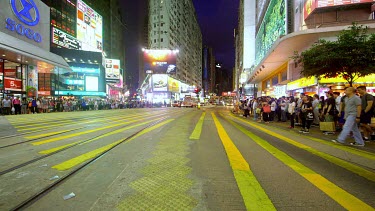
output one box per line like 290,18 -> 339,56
120,0 -> 239,89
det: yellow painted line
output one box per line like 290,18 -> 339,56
224,115 -> 374,211
189,112 -> 206,140
39,117 -> 163,155
30,111 -> 173,146
211,113 -> 275,211
306,136 -> 375,160
231,114 -> 375,183
25,128 -> 83,139
52,119 -> 175,171
16,113 -> 137,131
15,110 -> 161,131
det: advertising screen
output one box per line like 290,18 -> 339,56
304,0 -> 375,19
52,27 -> 82,50
255,0 -> 286,65
85,76 -> 98,91
152,74 -> 168,92
76,0 -> 103,52
105,59 -> 121,80
168,77 -> 180,93
144,50 -> 177,74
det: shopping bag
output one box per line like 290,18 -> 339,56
320,122 -> 336,132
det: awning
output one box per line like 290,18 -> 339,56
249,22 -> 375,84
0,31 -> 71,70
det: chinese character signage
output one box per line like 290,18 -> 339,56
76,0 -> 103,52
52,27 -> 82,50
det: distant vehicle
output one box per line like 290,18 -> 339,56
171,100 -> 181,107
181,95 -> 194,107
223,96 -> 234,106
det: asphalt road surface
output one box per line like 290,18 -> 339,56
0,107 -> 374,211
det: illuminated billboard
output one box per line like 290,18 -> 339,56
304,0 -> 375,19
105,59 -> 121,80
85,76 -> 98,91
76,0 -> 103,52
144,50 -> 177,74
152,74 -> 168,92
168,77 -> 180,93
255,0 -> 286,65
52,27 -> 82,50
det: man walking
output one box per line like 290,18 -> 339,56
357,86 -> 374,141
2,97 -> 11,115
332,87 -> 364,146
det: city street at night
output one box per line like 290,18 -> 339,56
0,107 -> 374,210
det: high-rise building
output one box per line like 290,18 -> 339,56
148,0 -> 202,87
202,46 -> 216,95
237,0 -> 375,98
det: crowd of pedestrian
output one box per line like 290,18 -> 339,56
237,86 -> 374,146
0,97 -> 136,115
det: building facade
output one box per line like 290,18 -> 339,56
202,46 -> 216,95
148,0 -> 202,87
40,0 -> 125,99
237,0 -> 375,98
0,0 -> 70,98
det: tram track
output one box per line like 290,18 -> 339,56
0,109 -> 166,140
0,110 -> 182,175
8,116 -> 173,211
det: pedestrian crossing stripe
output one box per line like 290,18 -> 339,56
39,117 -> 164,155
211,113 -> 276,211
230,114 -> 375,183
52,119 -> 175,171
189,112 -> 206,140
224,115 -> 374,211
31,111 -> 173,146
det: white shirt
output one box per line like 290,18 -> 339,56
271,101 -> 276,111
288,102 -> 296,114
335,96 -> 341,111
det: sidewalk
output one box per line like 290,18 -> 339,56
0,116 -> 18,137
237,113 -> 375,152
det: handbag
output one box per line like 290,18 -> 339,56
320,121 -> 335,132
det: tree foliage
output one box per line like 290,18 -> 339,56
293,23 -> 375,86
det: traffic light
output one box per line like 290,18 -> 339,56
194,88 -> 201,94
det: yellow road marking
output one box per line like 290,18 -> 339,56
231,114 -> 375,182
25,128 -> 83,139
211,113 -> 275,211
52,119 -> 175,171
31,112 -> 172,146
39,117 -> 163,154
224,115 -> 374,211
306,136 -> 375,160
189,112 -> 206,140
17,112 -> 155,132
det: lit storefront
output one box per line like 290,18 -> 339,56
51,48 -> 106,98
287,77 -> 318,97
0,0 -> 71,98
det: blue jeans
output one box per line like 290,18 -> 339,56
338,115 -> 364,145
281,110 -> 287,121
254,113 -> 258,120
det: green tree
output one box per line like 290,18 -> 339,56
293,23 -> 375,87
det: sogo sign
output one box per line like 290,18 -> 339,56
5,0 -> 42,43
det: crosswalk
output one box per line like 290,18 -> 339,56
0,108 -> 374,210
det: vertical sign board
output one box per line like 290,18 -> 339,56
0,59 -> 4,89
